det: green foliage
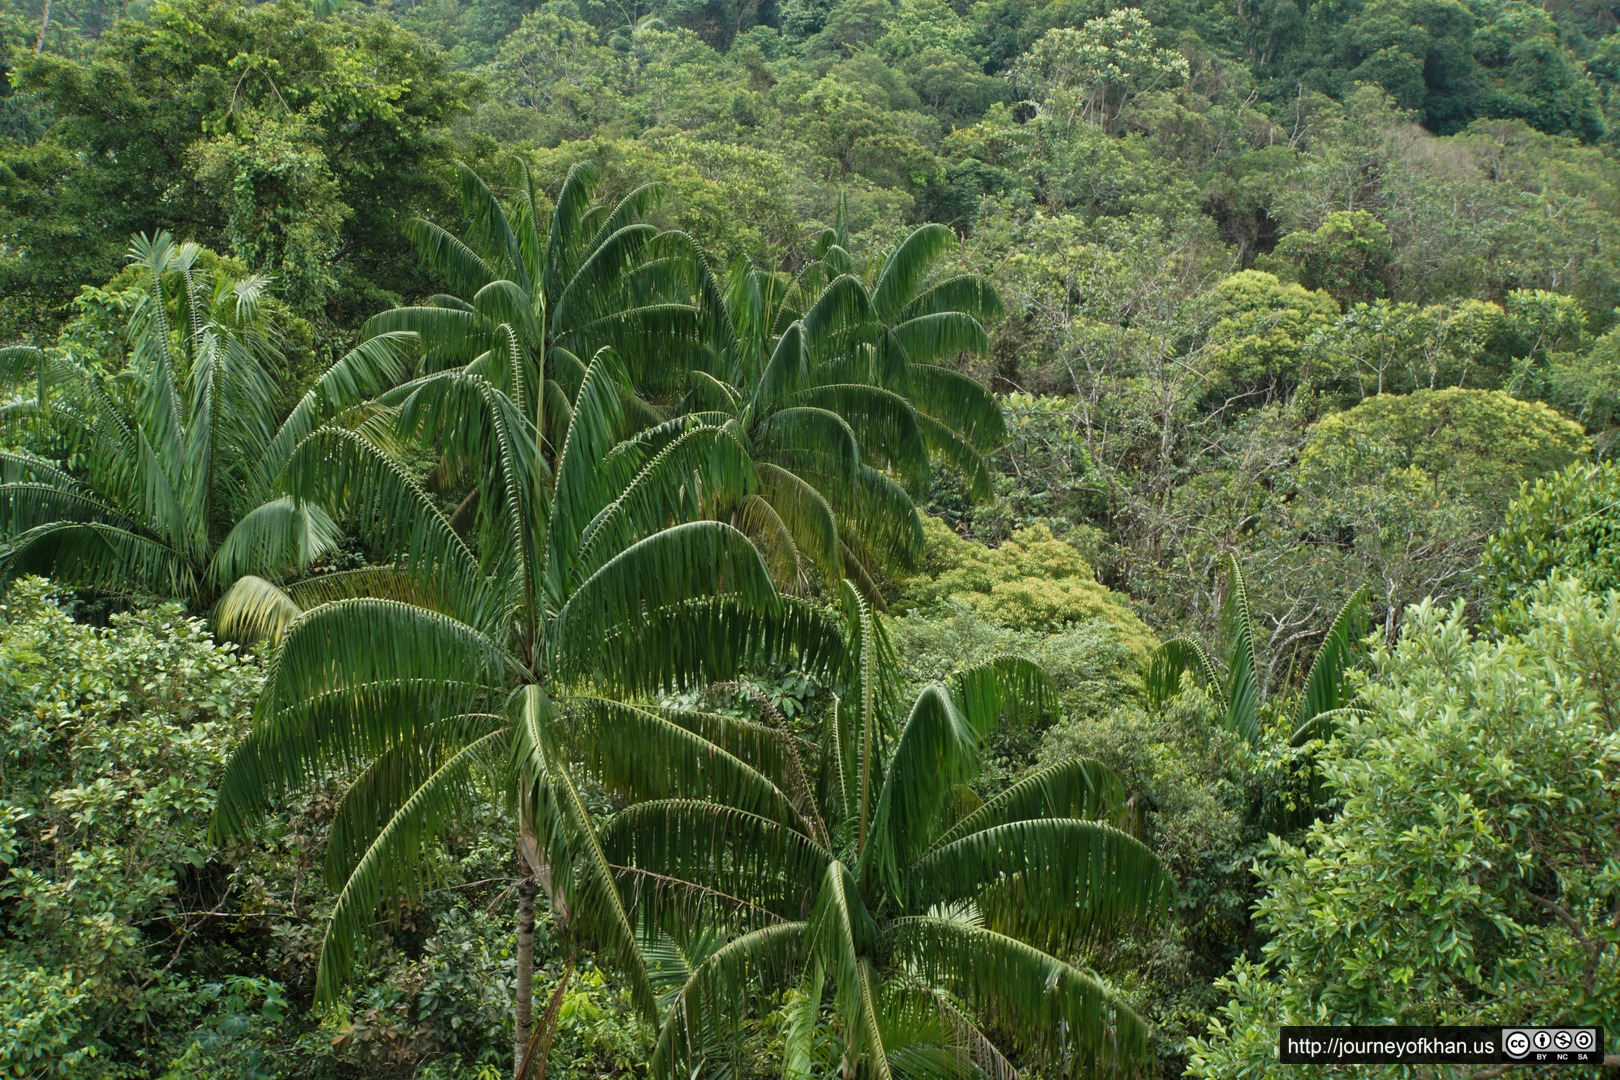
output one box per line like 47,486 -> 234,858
1199,270 -> 1340,407
1270,210 -> 1394,306
684,222 -> 1006,595
0,578 -> 263,1074
0,235 -> 415,609
1014,10 -> 1190,132
207,331 -> 845,1080
1145,555 -> 1368,747
1290,388 -> 1588,626
0,0 -> 475,334
585,609 -> 1175,1078
1037,687 -> 1266,1075
9,0 -> 1620,1071
1548,320 -> 1620,452
1296,387 -> 1589,514
1482,459 -> 1620,610
900,516 -> 1156,650
1187,580 -> 1620,1076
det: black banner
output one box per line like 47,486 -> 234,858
1278,1025 -> 1605,1065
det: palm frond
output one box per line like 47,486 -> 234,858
929,758 -> 1127,852
754,463 -> 842,584
788,384 -> 928,489
1220,554 -> 1261,744
548,348 -> 633,585
209,497 -> 343,586
905,365 -> 1006,454
576,595 -> 849,697
551,521 -> 781,667
256,332 -> 416,498
908,819 -> 1173,951
578,425 -> 757,581
884,917 -> 1149,1079
456,162 -> 529,290
899,275 -> 1004,324
277,427 -> 493,626
406,217 -> 497,298
948,656 -> 1055,731
1,521 -> 196,599
1295,587 -> 1368,739
755,321 -> 808,409
510,684 -> 659,1020
753,407 -> 860,484
603,799 -> 831,927
872,224 -> 957,322
1142,637 -> 1218,708
810,861 -> 892,1080
211,670 -> 499,843
544,160 -> 603,298
888,313 -> 989,366
651,923 -> 808,1080
553,697 -> 804,826
317,725 -> 506,1002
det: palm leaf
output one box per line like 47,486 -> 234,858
510,685 -> 658,1020
317,725 -> 506,1001
1142,637 -> 1218,708
810,861 -> 892,1080
550,521 -> 781,666
872,224 -> 957,322
1220,554 -> 1262,744
1295,587 -> 1368,738
651,923 -> 808,1080
907,819 -> 1173,951
884,917 -> 1149,1079
930,758 -> 1126,852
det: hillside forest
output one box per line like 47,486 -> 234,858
1,0 -> 1618,1075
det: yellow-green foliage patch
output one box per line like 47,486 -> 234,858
898,516 -> 1157,657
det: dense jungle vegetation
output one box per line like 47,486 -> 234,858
2,0 -> 1619,1073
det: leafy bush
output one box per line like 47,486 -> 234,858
1296,388 -> 1589,513
0,579 -> 264,1074
1483,460 -> 1620,612
1187,579 -> 1620,1076
1291,388 -> 1590,627
899,515 -> 1155,647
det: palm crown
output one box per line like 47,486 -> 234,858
210,343 -> 846,1057
365,158 -> 721,454
570,597 -> 1174,1079
676,215 -> 1009,597
0,233 -> 412,607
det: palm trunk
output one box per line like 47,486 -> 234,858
514,856 -> 537,1079
516,949 -> 576,1080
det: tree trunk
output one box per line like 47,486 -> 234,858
516,949 -> 576,1080
513,849 -> 538,1080
35,0 -> 51,53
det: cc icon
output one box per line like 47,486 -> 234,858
1503,1030 -> 1531,1058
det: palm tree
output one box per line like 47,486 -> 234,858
210,348 -> 844,1075
375,165 -> 1004,602
365,158 -> 721,455
566,591 -> 1174,1079
679,215 -> 1008,597
0,233 -> 413,607
1143,554 -> 1368,747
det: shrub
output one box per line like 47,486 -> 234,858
1187,579 -> 1620,1077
